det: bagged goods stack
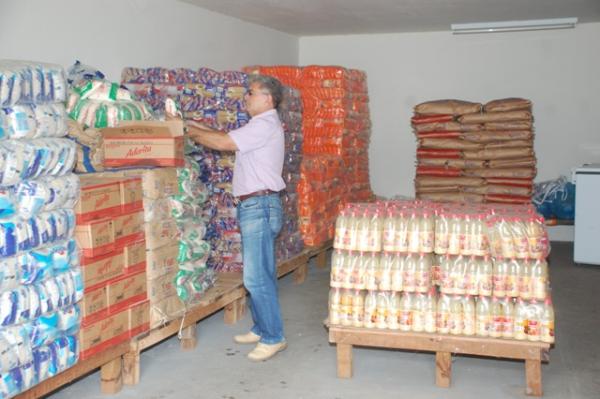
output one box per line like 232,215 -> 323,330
121,67 -> 246,272
329,200 -> 555,344
244,65 -> 374,246
413,98 -> 536,204
276,86 -> 304,261
0,61 -> 82,398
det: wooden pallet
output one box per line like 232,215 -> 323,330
14,340 -> 131,399
328,324 -> 551,397
278,239 -> 332,284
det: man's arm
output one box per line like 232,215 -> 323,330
186,122 -> 238,152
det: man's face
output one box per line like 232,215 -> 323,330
244,82 -> 273,117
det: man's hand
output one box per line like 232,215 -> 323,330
186,121 -> 238,151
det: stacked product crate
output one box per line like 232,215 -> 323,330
0,61 -> 82,398
413,98 -> 536,204
329,200 -> 555,344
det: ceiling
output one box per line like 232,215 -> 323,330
182,0 -> 600,36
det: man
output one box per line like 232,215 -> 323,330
186,75 -> 286,362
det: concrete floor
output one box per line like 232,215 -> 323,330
50,242 -> 599,399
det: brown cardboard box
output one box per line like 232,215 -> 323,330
97,168 -> 180,199
120,177 -> 143,213
145,243 -> 179,279
147,271 -> 177,303
80,250 -> 124,289
76,176 -> 122,222
114,211 -> 144,246
81,285 -> 108,320
103,121 -> 185,168
100,310 -> 129,343
123,240 -> 147,272
79,320 -> 103,353
128,300 -> 150,331
107,271 -> 147,310
75,218 -> 115,258
150,294 -> 185,328
144,220 -> 179,250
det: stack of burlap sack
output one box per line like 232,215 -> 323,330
413,98 -> 535,204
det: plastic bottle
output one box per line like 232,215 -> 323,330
407,211 -> 421,253
476,296 -> 491,337
376,291 -> 390,329
506,259 -> 520,297
383,208 -> 396,252
437,294 -> 451,334
541,297 -> 555,344
527,216 -> 545,258
415,253 -> 430,293
462,213 -> 473,256
412,293 -> 425,332
439,255 -> 452,294
490,297 -> 503,338
527,299 -> 542,342
370,209 -> 383,252
453,256 -> 467,295
403,254 -> 417,292
356,208 -> 371,252
351,290 -> 365,328
512,216 -> 529,258
399,292 -> 413,332
334,209 -> 347,249
519,259 -> 532,300
463,295 -> 476,336
328,288 -> 342,325
364,290 -> 377,329
499,217 -> 516,258
513,298 -> 527,340
364,252 -> 378,291
493,258 -> 507,297
419,211 -> 434,253
448,214 -> 462,255
478,256 -> 493,296
330,249 -> 345,288
396,211 -> 409,252
424,288 -> 437,333
340,289 -> 353,326
466,256 -> 479,296
449,295 -> 463,335
387,292 -> 401,330
391,253 -> 404,292
471,214 -> 488,256
502,297 -> 515,339
532,259 -> 548,300
434,211 -> 449,254
347,210 -> 359,251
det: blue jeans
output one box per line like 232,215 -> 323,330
238,193 -> 284,344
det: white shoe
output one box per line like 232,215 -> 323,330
247,341 -> 287,362
234,331 -> 261,344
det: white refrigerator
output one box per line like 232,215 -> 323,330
574,164 -> 600,265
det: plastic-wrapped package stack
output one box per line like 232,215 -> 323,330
243,65 -> 374,247
120,67 -> 247,271
0,61 -> 82,398
413,98 -> 536,204
65,62 -> 153,173
276,86 -> 304,261
329,200 -> 555,344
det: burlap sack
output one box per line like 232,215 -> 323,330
417,192 -> 484,203
414,121 -> 483,133
464,184 -> 532,196
415,176 -> 484,187
484,98 -> 532,113
462,130 -> 532,143
417,158 -> 486,169
416,166 -> 462,177
487,157 -> 536,169
419,138 -> 483,150
485,194 -> 531,204
414,99 -> 482,116
463,147 -> 534,160
416,131 -> 462,139
486,177 -> 533,187
417,149 -> 461,158
485,121 -> 532,131
411,114 -> 455,125
464,168 -> 536,179
458,110 -> 532,124
416,185 -> 461,193
484,140 -> 533,150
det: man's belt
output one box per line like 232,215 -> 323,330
238,189 -> 279,202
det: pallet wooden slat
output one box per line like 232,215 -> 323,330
328,324 -> 551,397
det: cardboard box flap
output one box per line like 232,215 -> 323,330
102,120 -> 184,139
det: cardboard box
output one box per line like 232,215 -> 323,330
79,307 -> 130,360
144,220 -> 179,250
107,271 -> 147,312
120,177 -> 143,213
128,300 -> 150,337
114,211 -> 145,247
80,250 -> 124,289
103,121 -> 185,168
75,218 -> 116,258
79,320 -> 103,354
147,271 -> 177,303
76,176 -> 122,222
145,243 -> 179,279
81,285 -> 108,321
97,168 -> 180,199
150,294 -> 185,328
123,240 -> 147,273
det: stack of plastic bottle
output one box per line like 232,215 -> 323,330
0,61 -> 83,398
329,200 -> 555,344
412,98 -> 536,204
120,67 -> 247,271
243,65 -> 374,247
276,86 -> 304,261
